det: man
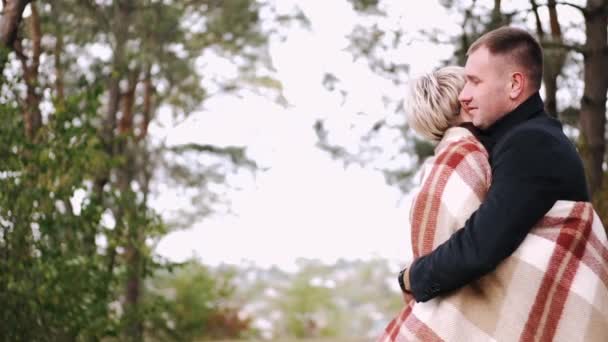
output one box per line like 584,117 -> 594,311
398,26 -> 589,302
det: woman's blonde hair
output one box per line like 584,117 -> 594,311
406,66 -> 465,141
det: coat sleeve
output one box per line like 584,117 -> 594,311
409,129 -> 562,302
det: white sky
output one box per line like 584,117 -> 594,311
151,0 -> 582,271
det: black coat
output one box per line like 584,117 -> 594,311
409,93 -> 590,302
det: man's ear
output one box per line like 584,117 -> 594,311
509,72 -> 525,99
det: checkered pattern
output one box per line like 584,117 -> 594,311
378,127 -> 608,342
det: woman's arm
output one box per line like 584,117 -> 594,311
405,136 -> 491,300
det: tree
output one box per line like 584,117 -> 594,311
0,0 -> 287,340
529,0 -> 608,219
530,0 -> 568,118
578,0 -> 608,205
0,84 -> 114,340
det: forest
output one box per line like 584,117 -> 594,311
0,0 -> 606,340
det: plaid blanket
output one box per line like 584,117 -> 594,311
379,127 -> 608,341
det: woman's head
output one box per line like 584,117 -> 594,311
406,66 -> 469,141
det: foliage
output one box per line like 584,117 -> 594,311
0,86 -> 118,340
0,0 -> 281,340
233,258 -> 403,339
145,262 -> 253,341
279,273 -> 340,338
1,0 -> 606,340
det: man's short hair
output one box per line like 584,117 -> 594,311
406,66 -> 465,141
468,26 -> 543,91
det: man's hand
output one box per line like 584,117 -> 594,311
398,264 -> 415,304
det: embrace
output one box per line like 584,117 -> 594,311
379,26 -> 608,341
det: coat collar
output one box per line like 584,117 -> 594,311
480,92 -> 545,151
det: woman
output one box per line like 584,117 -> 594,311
378,66 -> 608,341
404,66 -> 491,263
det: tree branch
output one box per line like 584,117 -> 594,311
506,1 -> 589,18
0,0 -> 30,47
168,143 -> 257,167
0,0 -> 31,75
553,1 -> 587,14
529,0 -> 546,38
12,37 -> 27,66
541,40 -> 586,55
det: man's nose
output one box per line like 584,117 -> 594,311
458,86 -> 471,104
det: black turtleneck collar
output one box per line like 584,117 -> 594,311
480,92 -> 545,150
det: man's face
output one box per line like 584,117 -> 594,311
459,46 -> 512,129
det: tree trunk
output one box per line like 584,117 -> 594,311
530,0 -> 544,39
103,1 -> 132,147
542,0 -> 566,117
13,1 -> 41,140
489,0 -> 503,29
138,65 -> 153,140
579,0 -> 608,199
455,0 -> 478,66
101,0 -> 131,267
96,2 -> 143,340
117,64 -> 142,341
0,0 -> 30,75
106,3 -> 144,340
51,2 -> 65,105
530,0 -> 566,118
122,157 -> 143,342
22,2 -> 42,140
119,68 -> 139,135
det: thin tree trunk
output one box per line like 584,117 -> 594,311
116,64 -> 144,342
52,2 -> 65,105
104,3 -> 143,339
529,0 -> 545,39
138,65 -> 153,141
489,0 -> 503,29
25,2 -> 41,139
103,1 -> 132,147
543,0 -> 566,117
119,68 -> 139,135
455,0 -> 478,66
101,0 -> 132,258
121,151 -> 142,342
100,2 -> 135,335
118,65 -> 141,341
0,0 -> 30,75
13,2 -> 41,140
530,0 -> 566,118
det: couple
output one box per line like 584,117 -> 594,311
379,26 -> 608,341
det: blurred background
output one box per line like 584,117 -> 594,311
1,0 -> 606,340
